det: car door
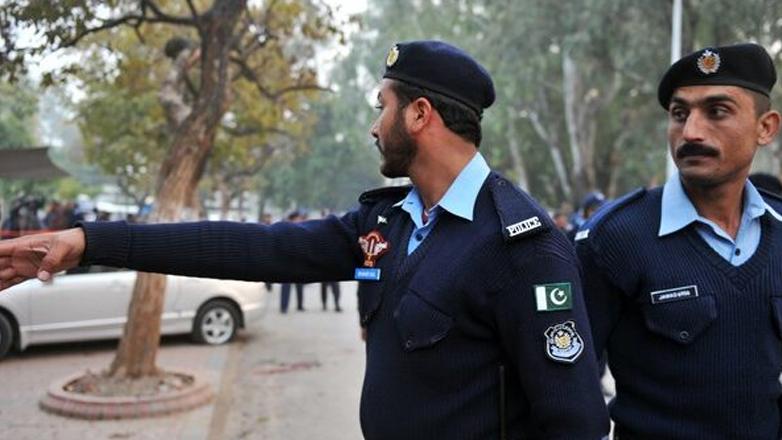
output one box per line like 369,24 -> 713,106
27,266 -> 135,345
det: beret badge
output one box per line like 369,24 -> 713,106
386,45 -> 400,68
696,50 -> 721,75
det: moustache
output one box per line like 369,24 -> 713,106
676,143 -> 718,159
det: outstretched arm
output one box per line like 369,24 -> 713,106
0,228 -> 86,291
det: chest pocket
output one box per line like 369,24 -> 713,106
394,292 -> 454,351
642,296 -> 717,345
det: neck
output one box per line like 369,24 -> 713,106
682,178 -> 746,239
409,141 -> 477,210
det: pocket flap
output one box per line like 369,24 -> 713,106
394,293 -> 454,351
643,295 -> 717,345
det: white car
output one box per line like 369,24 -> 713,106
0,265 -> 265,359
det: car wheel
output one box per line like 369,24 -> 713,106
192,300 -> 240,345
0,313 -> 13,360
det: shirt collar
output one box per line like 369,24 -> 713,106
393,152 -> 490,223
659,173 -> 782,237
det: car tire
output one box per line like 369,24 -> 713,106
0,313 -> 13,360
192,300 -> 240,345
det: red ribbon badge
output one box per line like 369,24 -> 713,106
358,231 -> 390,268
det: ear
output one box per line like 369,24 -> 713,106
757,110 -> 781,146
406,97 -> 434,134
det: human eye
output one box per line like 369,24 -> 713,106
669,106 -> 688,122
707,105 -> 730,119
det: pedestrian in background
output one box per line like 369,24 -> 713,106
280,210 -> 307,313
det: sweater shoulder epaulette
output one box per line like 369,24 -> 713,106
486,173 -> 552,242
358,185 -> 412,205
574,187 -> 647,242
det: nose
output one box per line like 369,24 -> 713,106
370,117 -> 379,139
681,111 -> 706,143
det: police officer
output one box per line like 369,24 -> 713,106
0,41 -> 608,440
575,43 -> 782,439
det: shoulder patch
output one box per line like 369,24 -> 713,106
487,173 -> 552,242
578,187 -> 648,238
358,185 -> 412,205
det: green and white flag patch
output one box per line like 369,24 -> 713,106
534,282 -> 573,312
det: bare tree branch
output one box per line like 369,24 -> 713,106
60,1 -> 196,49
185,0 -> 199,18
222,125 -> 297,139
141,0 -> 195,24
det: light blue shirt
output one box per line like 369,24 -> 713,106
659,174 -> 782,266
394,152 -> 491,254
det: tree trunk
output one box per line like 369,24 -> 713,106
506,107 -> 529,190
108,117 -> 219,379
107,0 -> 247,379
562,51 -> 584,195
528,109 -> 572,201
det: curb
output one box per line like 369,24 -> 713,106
39,370 -> 214,420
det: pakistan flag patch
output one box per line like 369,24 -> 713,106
534,282 -> 573,312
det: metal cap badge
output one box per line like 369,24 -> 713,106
696,50 -> 720,75
386,45 -> 400,68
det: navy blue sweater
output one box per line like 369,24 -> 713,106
576,187 -> 782,440
81,173 -> 608,440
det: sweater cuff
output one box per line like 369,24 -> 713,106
77,221 -> 130,268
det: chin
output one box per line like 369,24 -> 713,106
380,167 -> 407,179
380,161 -> 410,178
678,171 -> 723,188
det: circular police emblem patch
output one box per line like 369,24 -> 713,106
544,321 -> 584,364
386,45 -> 400,68
697,50 -> 721,75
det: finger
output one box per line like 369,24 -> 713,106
39,229 -> 85,275
37,269 -> 53,282
0,267 -> 18,282
0,276 -> 28,292
37,236 -> 70,276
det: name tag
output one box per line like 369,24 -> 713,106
355,268 -> 381,281
650,285 -> 699,305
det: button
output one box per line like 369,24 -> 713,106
678,330 -> 690,341
415,233 -> 424,241
405,339 -> 414,349
734,248 -> 741,256
498,180 -> 506,186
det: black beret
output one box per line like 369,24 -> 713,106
658,43 -> 777,109
383,40 -> 495,113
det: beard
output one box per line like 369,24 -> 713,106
378,110 -> 418,178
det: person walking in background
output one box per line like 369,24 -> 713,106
280,281 -> 305,313
576,43 -> 782,440
568,192 -> 606,241
280,210 -> 307,313
320,281 -> 341,312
